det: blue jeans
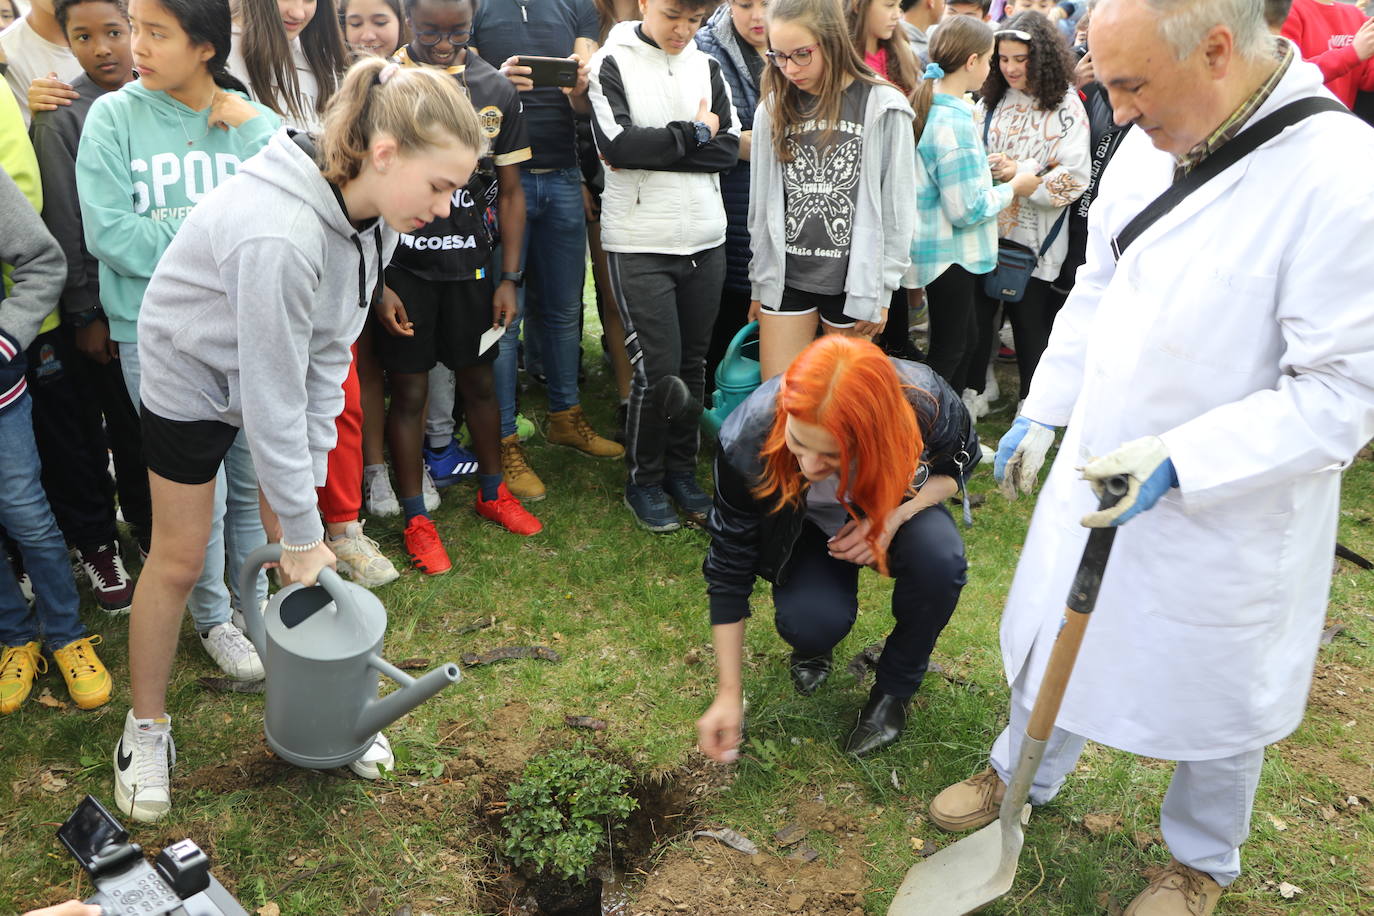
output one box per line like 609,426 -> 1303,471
494,167 -> 587,438
0,394 -> 87,650
120,344 -> 267,628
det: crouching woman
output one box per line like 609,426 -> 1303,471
697,336 -> 978,759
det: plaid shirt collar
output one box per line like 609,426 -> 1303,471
1173,39 -> 1293,181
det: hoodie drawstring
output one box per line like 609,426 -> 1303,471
352,225 -> 384,310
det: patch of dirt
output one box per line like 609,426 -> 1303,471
1278,656 -> 1374,801
628,801 -> 870,916
179,736 -> 323,794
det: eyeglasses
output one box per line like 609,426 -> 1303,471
994,28 -> 1033,41
766,44 -> 817,68
414,25 -> 472,46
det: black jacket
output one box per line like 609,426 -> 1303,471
703,359 -> 979,625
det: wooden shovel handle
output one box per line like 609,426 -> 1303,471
1025,475 -> 1128,742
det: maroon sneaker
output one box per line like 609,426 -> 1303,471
76,542 -> 135,614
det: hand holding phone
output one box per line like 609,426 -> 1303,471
513,55 -> 579,89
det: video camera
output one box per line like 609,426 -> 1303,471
56,795 -> 249,916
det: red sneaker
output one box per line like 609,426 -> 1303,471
475,482 -> 543,536
403,516 -> 451,575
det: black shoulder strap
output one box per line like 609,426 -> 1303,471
1111,96 -> 1350,261
983,105 -> 993,145
1038,207 -> 1068,257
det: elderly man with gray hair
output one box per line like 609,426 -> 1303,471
926,0 -> 1374,912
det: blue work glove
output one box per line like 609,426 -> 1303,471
1080,436 -> 1179,527
995,415 -> 1059,500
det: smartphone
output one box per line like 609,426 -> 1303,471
515,55 -> 579,89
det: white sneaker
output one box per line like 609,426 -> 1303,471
984,366 -> 1001,405
17,572 -> 33,605
113,710 -> 175,823
229,597 -> 267,636
200,621 -> 265,680
364,467 -> 400,517
980,442 -> 996,465
330,521 -> 400,588
973,392 -> 991,418
422,467 -> 440,513
347,732 -> 394,779
961,388 -> 986,422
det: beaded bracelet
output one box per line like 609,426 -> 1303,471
281,539 -> 324,553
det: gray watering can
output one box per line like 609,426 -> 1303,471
238,544 -> 461,770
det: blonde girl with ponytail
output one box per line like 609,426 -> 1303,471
110,56 -> 484,825
909,14 -> 1037,388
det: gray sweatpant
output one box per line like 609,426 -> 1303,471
607,246 -> 724,486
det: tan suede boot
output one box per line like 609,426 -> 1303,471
1124,860 -> 1223,916
928,767 -> 1006,832
546,405 -> 624,458
500,434 -> 546,501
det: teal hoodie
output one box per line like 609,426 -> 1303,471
75,80 -> 279,342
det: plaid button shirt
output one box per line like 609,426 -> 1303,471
1174,39 -> 1294,182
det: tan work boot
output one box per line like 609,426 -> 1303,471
929,767 -> 1006,832
500,434 -> 546,501
1124,860 -> 1223,916
546,405 -> 624,458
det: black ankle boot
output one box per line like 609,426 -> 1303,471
788,651 -> 832,696
843,687 -> 910,757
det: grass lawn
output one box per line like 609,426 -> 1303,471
1,316 -> 1371,915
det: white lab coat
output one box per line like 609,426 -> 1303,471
1003,58 -> 1374,761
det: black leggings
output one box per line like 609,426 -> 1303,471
772,509 -> 967,699
961,277 -> 1056,402
923,264 -> 978,388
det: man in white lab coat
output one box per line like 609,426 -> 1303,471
926,0 -> 1374,913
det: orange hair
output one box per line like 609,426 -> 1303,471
752,337 -> 921,575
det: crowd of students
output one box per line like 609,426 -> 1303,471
0,0 -> 1370,833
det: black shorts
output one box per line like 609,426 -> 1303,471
761,286 -> 856,329
374,268 -> 497,373
140,406 -> 239,485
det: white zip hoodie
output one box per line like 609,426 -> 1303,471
588,20 -> 740,255
136,129 -> 397,545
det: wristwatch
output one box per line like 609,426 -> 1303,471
500,271 -> 524,287
691,120 -> 712,147
67,307 -> 105,328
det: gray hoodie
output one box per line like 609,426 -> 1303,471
137,130 -> 397,544
747,82 -> 916,324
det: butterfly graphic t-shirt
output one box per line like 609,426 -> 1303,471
782,79 -> 872,296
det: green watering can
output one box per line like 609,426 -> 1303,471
701,321 -> 760,436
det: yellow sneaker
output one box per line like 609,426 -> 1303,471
52,635 -> 112,710
0,641 -> 45,714
547,405 -> 624,458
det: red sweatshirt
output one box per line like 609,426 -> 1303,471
1282,0 -> 1374,107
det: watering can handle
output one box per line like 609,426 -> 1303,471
238,544 -> 361,656
723,320 -> 759,364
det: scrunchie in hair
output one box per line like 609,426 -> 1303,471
922,62 -> 946,80
375,62 -> 401,85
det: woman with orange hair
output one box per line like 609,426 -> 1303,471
698,336 -> 979,759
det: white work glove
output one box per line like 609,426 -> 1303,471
995,415 -> 1058,500
1080,435 -> 1179,528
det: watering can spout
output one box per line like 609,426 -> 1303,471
355,654 -> 463,741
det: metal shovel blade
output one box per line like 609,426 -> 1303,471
887,736 -> 1047,916
885,804 -> 1028,916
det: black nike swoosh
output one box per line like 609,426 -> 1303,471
117,739 -> 132,771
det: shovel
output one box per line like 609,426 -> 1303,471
887,474 -> 1129,916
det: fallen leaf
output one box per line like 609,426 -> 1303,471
890,769 -> 901,790
684,648 -> 702,666
845,641 -> 885,683
197,676 -> 266,694
785,843 -> 819,862
460,645 -> 560,667
256,905 -> 281,916
564,715 -> 607,731
1277,882 -> 1303,899
395,657 -> 432,670
1266,813 -> 1288,832
39,771 -> 68,793
774,822 -> 808,848
455,615 -> 495,635
1082,812 -> 1121,836
35,688 -> 67,709
694,828 -> 759,855
1320,623 -> 1347,646
908,837 -> 925,853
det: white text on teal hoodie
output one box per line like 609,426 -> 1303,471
75,79 -> 279,342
